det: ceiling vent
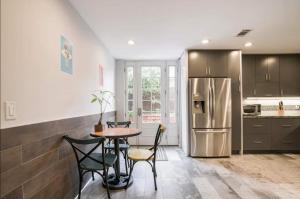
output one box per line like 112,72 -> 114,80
236,29 -> 252,37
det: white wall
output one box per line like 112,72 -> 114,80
179,51 -> 189,155
1,0 -> 115,129
115,60 -> 126,122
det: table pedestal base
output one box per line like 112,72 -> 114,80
102,172 -> 133,190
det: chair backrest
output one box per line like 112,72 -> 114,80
107,121 -> 131,128
63,135 -> 106,168
106,121 -> 131,144
152,124 -> 166,159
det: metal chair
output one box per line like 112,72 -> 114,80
63,135 -> 117,199
126,124 -> 166,190
105,121 -> 131,175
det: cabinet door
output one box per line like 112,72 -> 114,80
255,55 -> 280,97
255,55 -> 269,82
188,51 -> 208,77
267,56 -> 279,82
228,51 -> 242,151
255,82 -> 279,97
243,118 -> 271,150
279,55 -> 300,96
242,55 -> 256,97
207,51 -> 228,77
271,119 -> 300,150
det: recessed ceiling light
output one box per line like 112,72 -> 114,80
244,42 -> 253,47
201,39 -> 210,44
128,40 -> 135,45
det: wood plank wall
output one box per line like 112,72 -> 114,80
0,112 -> 115,199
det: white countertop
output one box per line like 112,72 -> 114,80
244,110 -> 300,118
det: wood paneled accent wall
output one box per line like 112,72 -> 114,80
0,112 -> 115,199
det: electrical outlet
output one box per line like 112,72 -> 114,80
5,101 -> 16,120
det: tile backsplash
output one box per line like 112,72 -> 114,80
261,105 -> 300,111
243,98 -> 300,111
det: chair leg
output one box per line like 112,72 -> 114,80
104,167 -> 111,199
126,160 -> 135,189
153,161 -> 157,177
124,151 -> 128,175
78,172 -> 83,199
152,161 -> 157,190
92,171 -> 95,181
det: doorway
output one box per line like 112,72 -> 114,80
124,61 -> 179,145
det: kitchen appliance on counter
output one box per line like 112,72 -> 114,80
243,104 -> 261,116
189,78 -> 232,157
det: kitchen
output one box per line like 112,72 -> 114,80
185,51 -> 300,156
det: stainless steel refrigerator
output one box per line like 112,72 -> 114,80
189,78 -> 232,157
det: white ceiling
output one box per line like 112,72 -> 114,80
69,0 -> 300,59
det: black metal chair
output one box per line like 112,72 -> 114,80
126,124 -> 166,190
63,135 -> 117,199
105,121 -> 131,175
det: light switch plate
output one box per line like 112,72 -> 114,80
5,101 -> 16,120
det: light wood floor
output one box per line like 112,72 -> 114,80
81,147 -> 300,199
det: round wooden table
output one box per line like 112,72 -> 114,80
90,128 -> 141,190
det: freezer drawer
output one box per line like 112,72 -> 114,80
190,129 -> 231,157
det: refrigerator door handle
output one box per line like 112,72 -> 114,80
211,83 -> 215,121
208,86 -> 212,122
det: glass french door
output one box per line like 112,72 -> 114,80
124,61 -> 179,145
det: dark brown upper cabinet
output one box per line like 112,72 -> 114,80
255,55 -> 280,97
206,51 -> 228,77
242,55 -> 256,97
188,50 -> 207,77
279,54 -> 300,96
242,54 -> 300,97
188,50 -> 228,77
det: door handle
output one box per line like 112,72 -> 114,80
253,141 -> 263,144
208,67 -> 211,75
268,74 -> 271,81
206,67 -> 208,75
253,124 -> 264,127
265,74 -> 268,81
137,108 -> 142,116
281,89 -> 284,96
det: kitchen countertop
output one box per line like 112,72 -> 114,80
243,110 -> 300,118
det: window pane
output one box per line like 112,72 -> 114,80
168,66 -> 177,124
169,100 -> 175,113
128,89 -> 133,100
169,66 -> 176,78
143,112 -> 161,123
128,100 -> 133,111
152,89 -> 160,101
143,90 -> 151,100
169,77 -> 175,88
128,111 -> 134,122
152,102 -> 161,111
141,66 -> 161,123
126,66 -> 135,123
169,112 -> 176,123
142,101 -> 151,111
127,67 -> 134,88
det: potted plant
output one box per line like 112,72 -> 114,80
91,89 -> 114,132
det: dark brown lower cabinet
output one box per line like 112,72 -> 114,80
244,118 -> 300,151
243,118 -> 271,150
271,119 -> 300,150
